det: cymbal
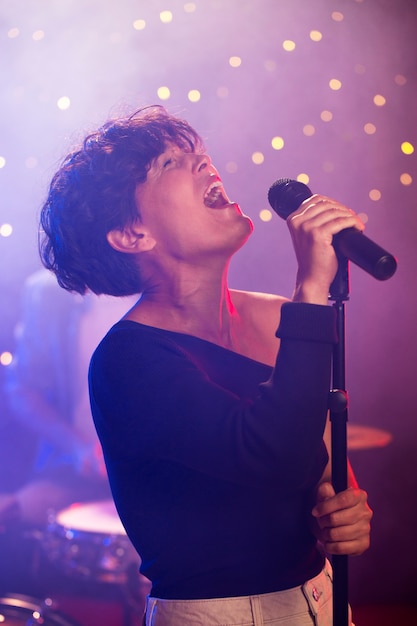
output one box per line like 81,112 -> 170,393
347,424 -> 392,450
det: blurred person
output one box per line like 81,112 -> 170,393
0,268 -> 137,529
38,106 -> 372,626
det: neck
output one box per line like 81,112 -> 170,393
129,261 -> 241,348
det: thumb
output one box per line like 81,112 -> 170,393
312,482 -> 336,517
316,481 -> 336,501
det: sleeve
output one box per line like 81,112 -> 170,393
89,302 -> 336,490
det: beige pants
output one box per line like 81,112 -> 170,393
145,560 -> 353,625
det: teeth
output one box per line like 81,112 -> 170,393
204,181 -> 229,208
204,181 -> 222,199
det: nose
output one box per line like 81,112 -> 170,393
193,152 -> 212,174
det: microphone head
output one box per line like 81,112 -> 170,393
268,178 -> 312,220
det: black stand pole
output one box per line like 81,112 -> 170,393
328,256 -> 350,626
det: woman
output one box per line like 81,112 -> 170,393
40,106 -> 372,625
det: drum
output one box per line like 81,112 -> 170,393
44,500 -> 141,584
0,594 -> 79,625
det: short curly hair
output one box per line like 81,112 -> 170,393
39,106 -> 204,295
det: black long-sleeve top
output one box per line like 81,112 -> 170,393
89,302 -> 337,599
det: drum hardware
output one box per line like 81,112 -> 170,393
41,500 -> 150,626
347,424 -> 392,450
43,501 -> 140,585
0,593 -> 80,626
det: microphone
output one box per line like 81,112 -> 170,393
268,178 -> 397,281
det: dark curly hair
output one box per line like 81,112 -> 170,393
39,106 -> 204,295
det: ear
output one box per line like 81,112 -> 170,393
107,222 -> 156,255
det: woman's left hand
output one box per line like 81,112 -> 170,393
311,481 -> 373,556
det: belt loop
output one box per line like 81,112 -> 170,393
145,597 -> 157,625
250,595 -> 264,626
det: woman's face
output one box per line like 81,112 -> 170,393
134,144 -> 253,263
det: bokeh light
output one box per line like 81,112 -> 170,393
157,86 -> 171,100
369,189 -> 382,201
0,224 -> 13,237
0,352 -> 12,366
160,11 -> 173,23
57,96 -> 71,110
395,74 -> 407,85
329,78 -> 342,91
282,40 -> 296,51
216,86 -> 229,98
400,173 -> 412,185
259,209 -> 273,222
32,30 -> 45,41
297,173 -> 310,184
364,123 -> 377,135
271,136 -> 285,150
401,141 -> 415,155
229,56 -> 242,68
133,19 -> 146,30
373,94 -> 386,106
251,152 -> 264,165
320,110 -> 333,122
303,125 -> 315,136
188,90 -> 201,103
310,30 -> 323,42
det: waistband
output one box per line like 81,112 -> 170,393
145,560 -> 334,625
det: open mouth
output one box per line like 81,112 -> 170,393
203,180 -> 231,208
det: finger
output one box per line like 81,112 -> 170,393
313,488 -> 364,518
320,520 -> 371,543
315,499 -> 373,533
289,196 -> 364,232
291,210 -> 363,237
321,536 -> 371,557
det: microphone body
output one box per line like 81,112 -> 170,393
268,179 -> 397,281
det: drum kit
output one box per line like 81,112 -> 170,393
0,424 -> 391,625
0,499 -> 150,626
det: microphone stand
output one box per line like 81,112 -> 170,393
328,255 -> 350,626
